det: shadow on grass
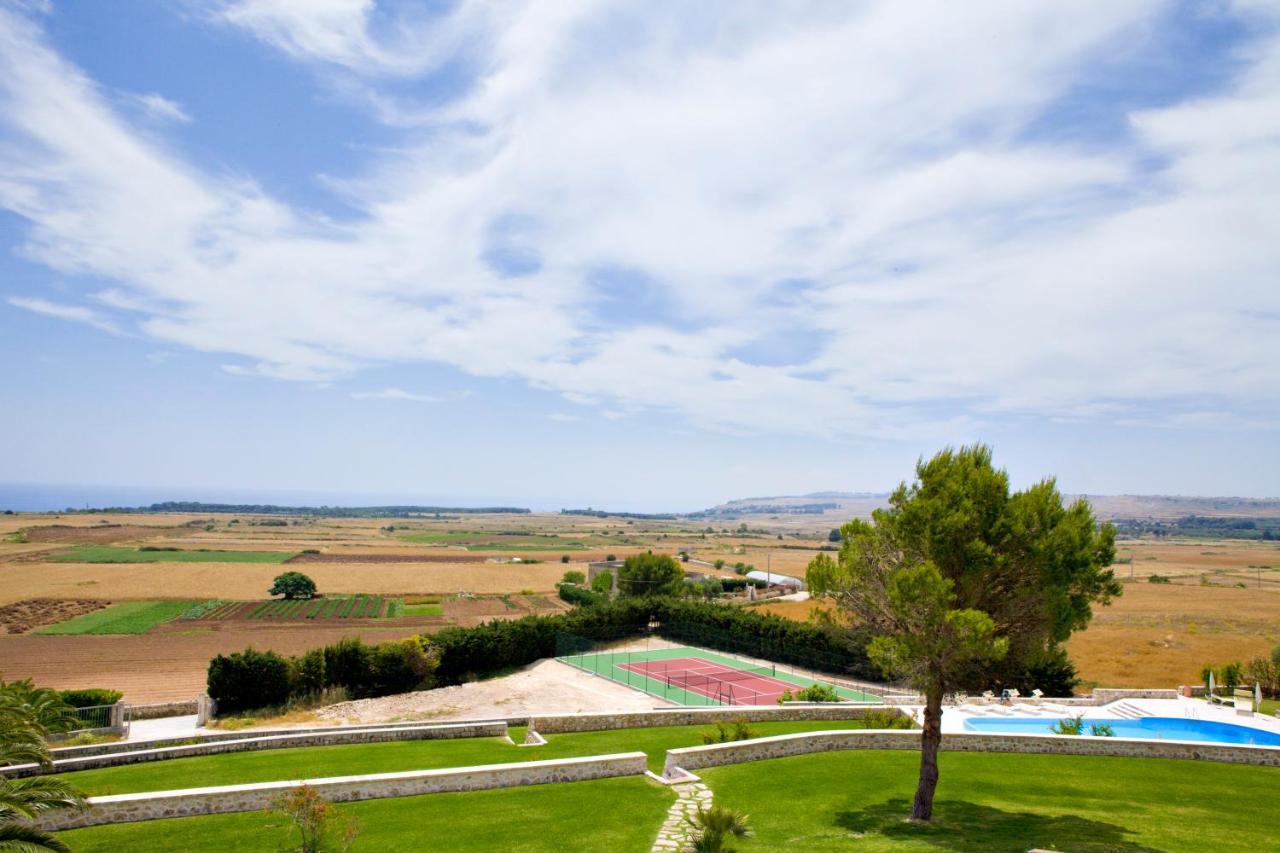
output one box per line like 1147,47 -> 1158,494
836,799 -> 1165,853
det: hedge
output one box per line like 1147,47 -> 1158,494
207,637 -> 439,713
556,583 -> 606,607
59,688 -> 123,708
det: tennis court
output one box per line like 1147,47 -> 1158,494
558,643 -> 881,706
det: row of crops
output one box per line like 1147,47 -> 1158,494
186,596 -> 405,621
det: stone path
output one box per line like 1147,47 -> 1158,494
652,780 -> 712,852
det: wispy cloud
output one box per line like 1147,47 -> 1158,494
8,296 -> 124,335
0,2 -> 1277,441
128,92 -> 192,123
350,387 -> 440,402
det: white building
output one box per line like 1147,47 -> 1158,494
745,570 -> 804,590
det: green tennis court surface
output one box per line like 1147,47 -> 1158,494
558,644 -> 881,706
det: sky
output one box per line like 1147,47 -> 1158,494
1,0 -> 1278,512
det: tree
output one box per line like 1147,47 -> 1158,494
590,572 -> 614,595
270,571 -> 317,600
617,552 -> 685,598
0,679 -> 86,852
807,445 -> 1118,821
561,570 -> 586,585
560,555 -> 571,564
828,528 -> 842,543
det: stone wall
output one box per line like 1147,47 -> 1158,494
662,729 -> 1280,777
11,721 -> 508,778
529,704 -> 896,734
128,700 -> 199,720
38,752 -> 648,831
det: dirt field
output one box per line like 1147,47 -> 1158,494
1065,581 -> 1280,689
0,599 -> 109,635
0,621 -> 441,701
0,561 -> 573,604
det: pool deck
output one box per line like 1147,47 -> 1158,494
937,696 -> 1280,737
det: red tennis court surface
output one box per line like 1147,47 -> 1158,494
618,656 -> 796,705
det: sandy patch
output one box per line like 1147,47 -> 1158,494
315,659 -> 665,724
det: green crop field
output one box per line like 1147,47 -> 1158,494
49,546 -> 296,564
35,600 -> 201,635
56,776 -> 670,853
401,601 -> 443,616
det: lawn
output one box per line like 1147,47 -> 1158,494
701,749 -> 1280,851
33,600 -> 200,635
49,546 -> 296,564
59,720 -> 879,795
57,776 -> 671,853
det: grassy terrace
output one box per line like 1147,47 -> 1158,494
703,750 -> 1280,851
60,720 -> 875,795
59,776 -> 670,853
56,745 -> 1280,851
49,546 -> 296,563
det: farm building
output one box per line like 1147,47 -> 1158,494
744,570 -> 804,590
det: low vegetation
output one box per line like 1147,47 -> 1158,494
35,600 -> 199,635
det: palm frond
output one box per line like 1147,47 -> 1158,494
0,821 -> 73,853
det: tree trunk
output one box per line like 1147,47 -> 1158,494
911,684 -> 944,820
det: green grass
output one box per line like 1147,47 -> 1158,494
701,749 -> 1280,851
34,600 -> 198,635
58,720 -> 878,796
562,645 -> 882,704
49,546 -> 295,564
402,602 -> 443,616
56,776 -> 670,853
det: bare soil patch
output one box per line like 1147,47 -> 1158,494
0,598 -> 110,635
286,552 -> 492,564
315,658 -> 662,725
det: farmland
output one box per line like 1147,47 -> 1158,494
34,600 -> 199,635
2,507 -> 1277,700
49,546 -> 296,563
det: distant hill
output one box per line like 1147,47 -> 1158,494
699,493 -> 1280,522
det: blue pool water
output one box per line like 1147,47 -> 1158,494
963,715 -> 1280,746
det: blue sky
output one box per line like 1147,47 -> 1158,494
1,1 -> 1278,511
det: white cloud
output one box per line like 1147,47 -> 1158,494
350,387 -> 441,402
8,296 -> 123,335
1,2 -> 1278,440
130,92 -> 192,123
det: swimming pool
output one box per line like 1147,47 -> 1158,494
963,715 -> 1280,746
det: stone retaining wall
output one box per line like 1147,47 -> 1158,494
10,722 -> 507,778
529,704 -> 894,734
1092,688 -> 1179,702
38,752 -> 648,831
662,729 -> 1280,777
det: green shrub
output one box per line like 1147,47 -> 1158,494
207,648 -> 291,713
1147,574 -> 1171,584
1089,722 -> 1115,737
561,555 -> 571,564
59,688 -> 123,708
590,572 -> 614,594
1221,661 -> 1243,691
701,718 -> 758,744
290,649 -> 327,695
777,683 -> 839,703
561,570 -> 586,585
859,709 -> 915,729
558,583 -> 605,607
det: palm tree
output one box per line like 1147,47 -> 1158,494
0,679 -> 86,852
